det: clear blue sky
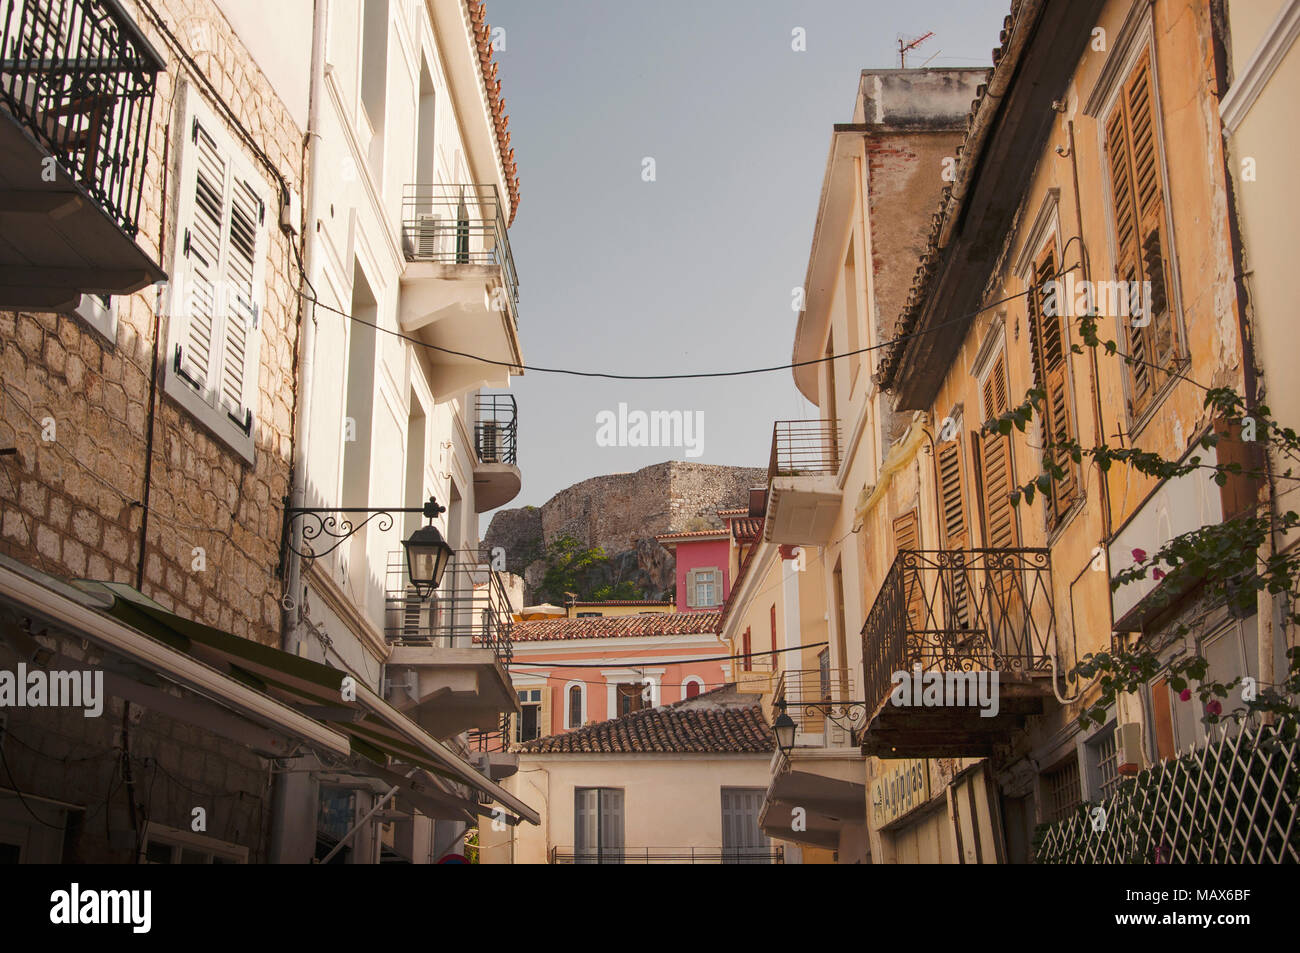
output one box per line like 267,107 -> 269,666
487,0 -> 1009,509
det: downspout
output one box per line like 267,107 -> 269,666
270,0 -> 327,866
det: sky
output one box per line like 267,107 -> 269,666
486,0 -> 1010,509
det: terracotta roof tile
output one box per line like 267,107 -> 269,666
655,529 -> 728,542
466,1 -> 520,223
515,687 -> 774,754
512,611 -> 722,642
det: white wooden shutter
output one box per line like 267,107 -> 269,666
220,177 -> 262,433
574,788 -> 597,863
600,789 -> 624,863
176,119 -> 225,390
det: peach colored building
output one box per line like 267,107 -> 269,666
504,611 -> 728,746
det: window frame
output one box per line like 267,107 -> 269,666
69,293 -> 119,346
162,87 -> 270,465
142,822 -> 248,864
681,675 -> 705,699
563,680 -> 586,730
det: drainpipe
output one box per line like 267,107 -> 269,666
270,0 -> 328,866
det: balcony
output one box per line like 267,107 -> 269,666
760,667 -> 866,851
0,0 -> 166,310
763,420 -> 842,545
858,549 -> 1057,759
548,846 -> 784,865
382,550 -> 518,741
398,183 -> 522,400
472,393 -> 520,512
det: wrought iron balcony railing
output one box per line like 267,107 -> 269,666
383,549 -> 513,667
768,419 -> 841,483
549,846 -> 784,865
475,393 -> 517,466
774,667 -> 861,746
0,0 -> 164,236
401,182 -> 519,327
860,548 -> 1058,712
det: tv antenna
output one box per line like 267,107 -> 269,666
898,31 -> 935,68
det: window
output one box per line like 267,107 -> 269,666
892,509 -> 925,629
565,682 -> 585,730
1043,756 -> 1083,824
1102,46 -> 1180,421
616,682 -> 647,716
721,788 -> 772,864
574,788 -> 624,864
143,824 -> 247,864
682,677 -> 703,699
515,688 -> 545,742
936,425 -> 972,628
71,293 -> 117,344
818,648 -> 831,701
1087,724 -> 1123,802
687,568 -> 720,608
576,611 -> 602,618
1025,240 -> 1079,525
165,93 -> 269,464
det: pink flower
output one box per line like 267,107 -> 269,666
1206,699 -> 1222,717
1131,547 -> 1147,563
1130,665 -> 1141,674
1179,688 -> 1192,702
1152,568 -> 1166,581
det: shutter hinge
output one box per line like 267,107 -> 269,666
228,407 -> 253,436
182,228 -> 191,258
191,118 -> 198,143
257,198 -> 265,224
174,344 -> 202,390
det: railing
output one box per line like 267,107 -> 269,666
774,667 -> 857,746
475,393 -> 517,466
769,420 -> 841,484
860,549 -> 1057,712
401,183 -> 519,327
383,548 -> 513,667
0,0 -> 164,237
549,846 -> 784,865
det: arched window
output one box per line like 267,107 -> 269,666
682,676 -> 705,699
565,681 -> 585,729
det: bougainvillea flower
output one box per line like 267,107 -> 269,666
1152,567 -> 1166,581
1179,688 -> 1192,702
1131,547 -> 1147,563
1206,699 -> 1222,716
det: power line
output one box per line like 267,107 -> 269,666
507,640 -> 829,670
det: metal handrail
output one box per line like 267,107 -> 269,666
769,420 -> 841,483
401,182 -> 519,327
475,393 -> 517,466
0,0 -> 164,237
860,548 -> 1058,711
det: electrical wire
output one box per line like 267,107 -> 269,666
507,639 -> 829,670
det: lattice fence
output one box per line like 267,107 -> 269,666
1034,716 -> 1299,863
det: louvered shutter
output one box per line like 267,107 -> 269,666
220,178 -> 261,432
685,569 -> 697,608
892,509 -> 925,631
1026,245 -> 1078,523
978,354 -> 1019,550
937,440 -> 971,628
1106,48 -> 1177,417
600,789 -> 624,864
574,789 -> 598,863
537,683 -> 551,739
176,120 -> 226,390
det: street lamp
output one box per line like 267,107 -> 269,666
403,521 -> 454,599
773,698 -> 797,755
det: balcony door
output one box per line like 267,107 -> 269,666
574,788 -> 624,864
721,788 -> 771,864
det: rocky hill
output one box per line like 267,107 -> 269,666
482,461 -> 765,604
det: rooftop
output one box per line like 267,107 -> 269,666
513,611 -> 722,642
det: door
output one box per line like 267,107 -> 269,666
721,788 -> 771,864
574,788 -> 624,864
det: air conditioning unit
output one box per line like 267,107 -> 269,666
411,213 -> 445,259
1117,722 -> 1144,776
479,421 -> 501,463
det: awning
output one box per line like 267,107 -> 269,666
0,555 -> 536,825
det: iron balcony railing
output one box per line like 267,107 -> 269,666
0,0 -> 164,236
860,548 -> 1058,712
774,667 -> 857,747
475,393 -> 517,466
401,182 -> 519,327
383,548 -> 513,667
768,419 -> 841,484
549,846 -> 784,865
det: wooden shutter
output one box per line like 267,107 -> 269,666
937,439 -> 972,629
892,509 -> 926,630
574,788 -> 598,862
978,353 -> 1018,549
177,120 -> 226,390
1026,244 -> 1079,523
685,569 -> 697,608
742,626 -> 752,672
538,684 -> 551,738
220,178 -> 261,430
1105,48 -> 1177,417
599,789 -> 624,862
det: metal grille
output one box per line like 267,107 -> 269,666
383,549 -> 513,666
1045,756 -> 1082,824
1036,716 -> 1300,863
860,548 -> 1060,711
769,419 -> 841,481
475,393 -> 517,465
1093,727 -> 1122,801
0,0 -> 163,236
